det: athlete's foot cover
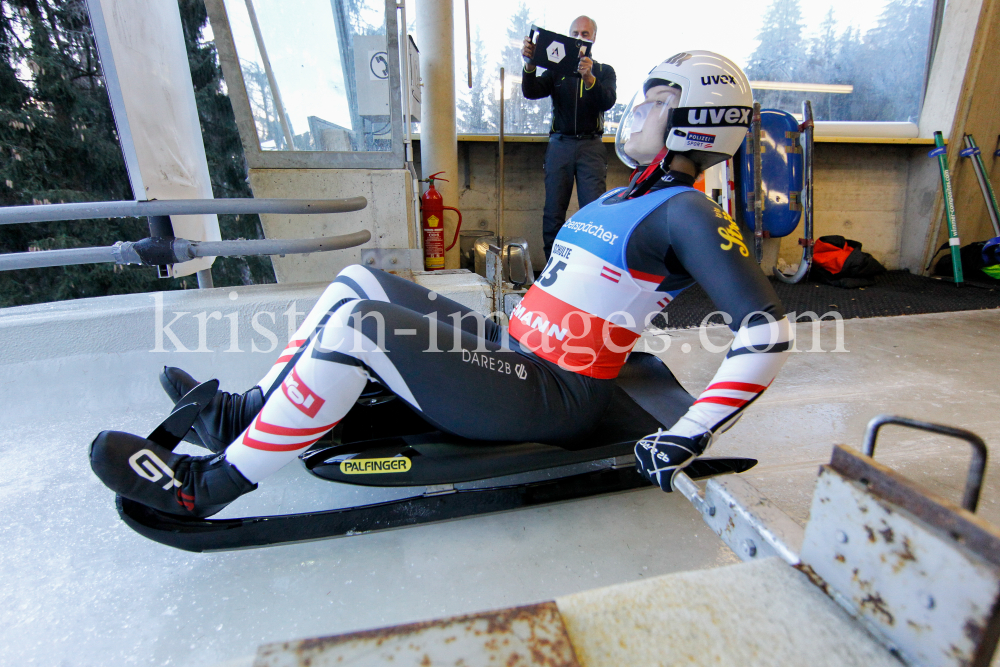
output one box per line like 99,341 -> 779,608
159,367 -> 264,453
634,430 -> 711,492
90,430 -> 257,518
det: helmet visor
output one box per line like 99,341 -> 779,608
615,81 -> 681,168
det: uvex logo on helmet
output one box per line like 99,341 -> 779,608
674,106 -> 752,128
701,75 -> 737,85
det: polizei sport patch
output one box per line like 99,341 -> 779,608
672,106 -> 752,128
341,457 -> 412,474
686,131 -> 716,148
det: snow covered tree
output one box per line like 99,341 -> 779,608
0,0 -> 273,307
457,29 -> 496,134
854,0 -> 933,122
489,3 -> 550,134
745,0 -> 807,110
744,0 -> 932,122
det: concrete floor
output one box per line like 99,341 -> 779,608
1,303 -> 998,666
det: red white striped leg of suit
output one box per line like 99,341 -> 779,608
224,266 -> 392,483
224,305 -> 370,484
256,265 -> 390,395
670,316 -> 792,441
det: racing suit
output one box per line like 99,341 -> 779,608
222,171 -> 791,484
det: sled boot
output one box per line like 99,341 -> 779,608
90,430 -> 257,518
159,367 -> 264,453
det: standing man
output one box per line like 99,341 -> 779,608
522,16 -> 616,260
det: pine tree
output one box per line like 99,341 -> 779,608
855,0 -> 932,122
829,26 -> 862,120
745,0 -> 807,110
0,0 -> 166,306
0,0 -> 273,307
490,3 -> 550,134
457,29 -> 496,134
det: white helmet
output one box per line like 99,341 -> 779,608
615,51 -> 753,171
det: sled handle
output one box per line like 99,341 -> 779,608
862,414 -> 988,513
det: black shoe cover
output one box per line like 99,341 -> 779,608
90,430 -> 257,518
159,367 -> 264,453
634,431 -> 711,492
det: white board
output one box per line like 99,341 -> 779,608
87,0 -> 220,278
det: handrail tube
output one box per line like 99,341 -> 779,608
0,197 -> 368,226
0,231 -> 372,272
176,232 -> 373,259
0,246 -> 120,271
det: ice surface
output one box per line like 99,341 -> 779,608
4,308 -> 999,666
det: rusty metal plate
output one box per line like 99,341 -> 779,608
698,474 -> 804,565
830,445 -> 1000,568
252,601 -> 581,667
800,465 -> 1000,667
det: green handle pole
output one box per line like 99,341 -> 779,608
963,134 -> 1000,237
933,131 -> 963,285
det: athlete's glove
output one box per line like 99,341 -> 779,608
635,430 -> 712,492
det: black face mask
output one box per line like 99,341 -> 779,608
624,149 -> 697,200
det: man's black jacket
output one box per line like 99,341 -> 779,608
521,62 -> 617,135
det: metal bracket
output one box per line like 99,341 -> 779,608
792,416 -> 1000,667
674,472 -> 804,565
361,248 -> 422,272
789,191 -> 803,212
423,484 -> 456,497
611,454 -> 635,469
800,445 -> 1000,667
785,130 -> 803,154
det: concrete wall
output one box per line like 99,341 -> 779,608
239,138 -> 924,280
909,0 -> 1000,272
415,138 -> 925,272
248,168 -> 416,283
926,0 -> 1000,258
414,139 -> 631,270
778,142 -> 931,271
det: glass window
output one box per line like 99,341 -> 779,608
222,0 -> 394,152
435,0 -> 935,135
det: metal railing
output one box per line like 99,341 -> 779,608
0,197 -> 370,285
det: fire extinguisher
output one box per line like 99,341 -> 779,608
420,171 -> 462,271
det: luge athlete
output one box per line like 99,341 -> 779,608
91,51 -> 791,517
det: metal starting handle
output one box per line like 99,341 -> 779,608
2,231 -> 372,272
862,414 -> 988,513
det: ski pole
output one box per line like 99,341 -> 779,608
930,131 -> 963,285
960,134 -> 1000,237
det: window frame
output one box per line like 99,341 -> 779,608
205,0 -> 406,170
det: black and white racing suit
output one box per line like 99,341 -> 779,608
223,172 -> 790,485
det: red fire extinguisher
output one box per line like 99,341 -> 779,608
420,171 -> 462,271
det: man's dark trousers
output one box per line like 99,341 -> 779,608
543,134 -> 608,259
